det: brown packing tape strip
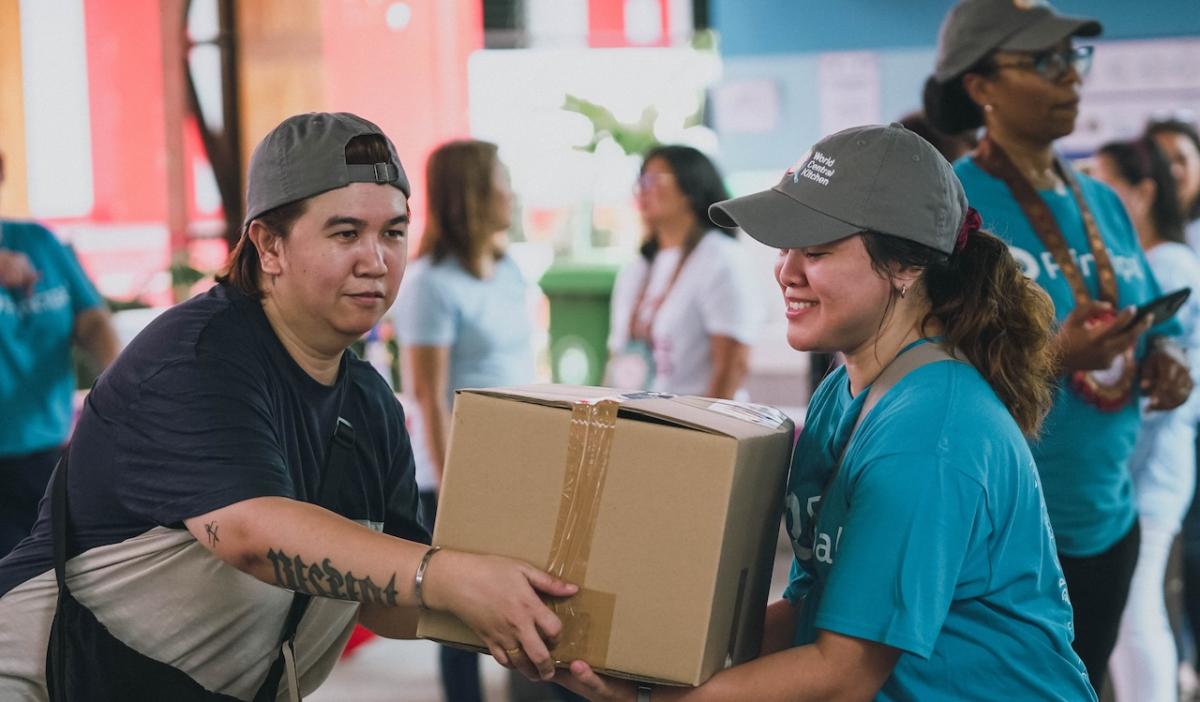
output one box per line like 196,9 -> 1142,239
545,399 -> 620,668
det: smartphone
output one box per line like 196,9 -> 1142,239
1122,287 -> 1191,332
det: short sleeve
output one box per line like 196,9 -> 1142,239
395,265 -> 457,347
114,355 -> 295,525
607,260 -> 644,353
814,453 -> 985,658
1145,254 -> 1185,339
696,243 -> 761,345
45,233 -> 102,315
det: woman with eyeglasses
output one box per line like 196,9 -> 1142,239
1094,136 -> 1200,701
605,146 -> 762,400
924,0 -> 1192,693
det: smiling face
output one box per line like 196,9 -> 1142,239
773,234 -> 899,355
254,182 -> 409,351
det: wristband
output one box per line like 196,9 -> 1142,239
414,546 -> 442,610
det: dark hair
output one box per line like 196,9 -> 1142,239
923,56 -> 997,135
862,230 -> 1057,436
639,145 -> 733,261
418,140 -> 502,278
217,134 -> 394,297
1097,138 -> 1186,245
899,110 -> 979,163
1145,118 -> 1200,221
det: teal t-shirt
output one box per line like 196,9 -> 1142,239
783,347 -> 1095,701
955,157 -> 1180,557
0,221 -> 103,455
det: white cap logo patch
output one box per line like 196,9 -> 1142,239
794,149 -> 837,187
1012,0 -> 1049,9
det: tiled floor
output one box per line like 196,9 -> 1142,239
311,533 -> 796,702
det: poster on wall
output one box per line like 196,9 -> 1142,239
817,52 -> 881,136
1062,38 -> 1200,155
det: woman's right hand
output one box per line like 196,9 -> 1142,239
1056,300 -> 1151,373
421,549 -> 578,681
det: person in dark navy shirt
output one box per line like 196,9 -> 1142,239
0,113 -> 575,701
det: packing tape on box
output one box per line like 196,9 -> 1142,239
545,399 -> 620,666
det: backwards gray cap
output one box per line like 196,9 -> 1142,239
934,0 -> 1101,82
710,123 -> 968,255
244,112 -> 411,225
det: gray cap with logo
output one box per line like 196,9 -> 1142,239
244,112 -> 411,225
933,0 -> 1101,82
710,123 -> 969,255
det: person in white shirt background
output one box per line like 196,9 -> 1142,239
1094,135 -> 1200,701
606,145 -> 763,400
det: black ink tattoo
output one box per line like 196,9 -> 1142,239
204,522 -> 220,547
265,548 -> 398,606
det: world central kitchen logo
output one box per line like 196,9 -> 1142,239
793,150 -> 837,187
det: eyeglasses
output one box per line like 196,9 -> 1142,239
993,45 -> 1094,83
633,172 -> 676,194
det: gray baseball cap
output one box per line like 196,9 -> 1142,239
934,0 -> 1101,82
244,112 -> 411,225
709,123 -> 968,255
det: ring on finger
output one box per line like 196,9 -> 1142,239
505,646 -> 523,658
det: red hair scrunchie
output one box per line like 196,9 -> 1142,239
955,207 -> 981,253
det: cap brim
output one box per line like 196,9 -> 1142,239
709,189 -> 862,250
1001,14 -> 1102,51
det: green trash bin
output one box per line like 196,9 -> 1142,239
538,261 -> 620,386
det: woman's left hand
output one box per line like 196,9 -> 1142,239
555,660 -> 639,702
1141,348 -> 1193,411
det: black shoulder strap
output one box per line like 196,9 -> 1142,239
254,415 -> 356,702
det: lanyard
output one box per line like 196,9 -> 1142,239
972,136 -> 1119,306
972,137 -> 1134,410
627,235 -> 698,342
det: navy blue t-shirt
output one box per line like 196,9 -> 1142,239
0,282 -> 429,596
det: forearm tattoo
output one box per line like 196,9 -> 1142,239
204,522 -> 220,547
266,548 -> 399,606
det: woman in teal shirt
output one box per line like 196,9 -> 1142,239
556,123 -> 1095,701
923,0 -> 1191,690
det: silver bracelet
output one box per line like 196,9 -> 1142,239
636,684 -> 653,702
414,546 -> 442,610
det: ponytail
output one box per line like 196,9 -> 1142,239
864,230 -> 1057,436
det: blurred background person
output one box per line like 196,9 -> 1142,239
1095,137 -> 1200,701
393,139 -> 541,702
0,150 -> 118,558
1146,118 -> 1200,250
923,0 -> 1193,693
897,110 -> 979,164
1145,116 -> 1200,695
605,145 -> 761,399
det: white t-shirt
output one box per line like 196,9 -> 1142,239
607,230 -> 764,397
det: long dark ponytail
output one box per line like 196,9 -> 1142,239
864,229 -> 1057,436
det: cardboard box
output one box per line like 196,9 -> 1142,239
417,385 -> 794,686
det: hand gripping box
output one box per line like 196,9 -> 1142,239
417,385 -> 794,686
